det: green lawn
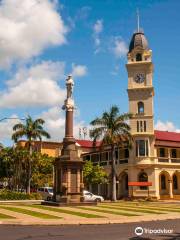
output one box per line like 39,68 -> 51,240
101,203 -> 180,213
0,213 -> 16,219
76,206 -> 140,216
0,206 -> 61,219
0,201 -> 179,221
99,205 -> 165,214
26,205 -> 104,218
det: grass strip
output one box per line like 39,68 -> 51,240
26,205 -> 104,218
99,205 -> 165,214
102,204 -> 180,213
134,206 -> 180,212
0,206 -> 61,219
76,206 -> 139,216
0,212 -> 16,219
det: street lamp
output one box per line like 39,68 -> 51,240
0,117 -> 25,147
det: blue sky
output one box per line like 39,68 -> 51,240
0,0 -> 180,146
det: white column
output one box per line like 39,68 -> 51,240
169,178 -> 173,199
154,168 -> 160,199
168,148 -> 171,163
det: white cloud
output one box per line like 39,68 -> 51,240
93,19 -> 103,53
155,120 -> 180,133
40,106 -> 86,141
0,0 -> 67,68
0,107 -> 88,144
71,63 -> 87,78
40,106 -> 65,141
0,115 -> 21,142
93,19 -> 103,34
0,61 -> 66,108
112,37 -> 128,58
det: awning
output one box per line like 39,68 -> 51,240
128,182 -> 152,186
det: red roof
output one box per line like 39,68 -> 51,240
155,130 -> 180,142
76,139 -> 101,148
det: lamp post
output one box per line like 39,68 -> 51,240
0,117 -> 25,122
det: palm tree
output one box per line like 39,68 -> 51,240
90,105 -> 132,201
12,115 -> 50,194
0,143 -> 3,150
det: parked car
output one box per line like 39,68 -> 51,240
37,187 -> 53,201
83,190 -> 104,202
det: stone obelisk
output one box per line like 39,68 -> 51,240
54,75 -> 84,203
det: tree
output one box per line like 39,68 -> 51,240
0,147 -> 14,187
31,154 -> 54,188
90,105 -> 132,201
12,115 -> 50,194
83,161 -> 107,189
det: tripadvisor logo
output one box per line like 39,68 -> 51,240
135,227 -> 143,236
135,226 -> 173,236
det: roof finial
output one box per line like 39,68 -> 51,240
137,8 -> 140,32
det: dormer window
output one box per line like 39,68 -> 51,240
138,101 -> 144,114
136,53 -> 142,61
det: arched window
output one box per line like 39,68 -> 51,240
138,102 -> 144,114
173,175 -> 178,190
139,172 -> 148,190
161,174 -> 166,190
136,53 -> 142,61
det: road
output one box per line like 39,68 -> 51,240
0,219 -> 180,240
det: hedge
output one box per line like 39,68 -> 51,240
0,190 -> 42,200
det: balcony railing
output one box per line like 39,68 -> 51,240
171,158 -> 180,163
119,159 -> 128,164
158,157 -> 169,163
158,157 -> 180,164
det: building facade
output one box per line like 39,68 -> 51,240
82,30 -> 180,200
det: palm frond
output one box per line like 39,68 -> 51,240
90,105 -> 132,149
13,123 -> 25,131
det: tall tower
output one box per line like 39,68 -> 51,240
126,29 -> 155,168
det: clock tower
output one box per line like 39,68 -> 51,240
126,29 -> 155,183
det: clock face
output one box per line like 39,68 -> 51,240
135,73 -> 145,83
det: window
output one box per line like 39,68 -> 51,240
138,102 -> 144,114
91,154 -> 99,163
171,149 -> 177,158
159,148 -> 165,157
137,121 -> 139,132
125,149 -> 129,158
84,155 -> 90,161
139,172 -> 148,190
139,140 -> 145,156
173,175 -> 178,190
144,121 -> 146,132
136,53 -> 142,61
136,140 -> 149,157
140,121 -> 143,132
137,120 -> 147,132
161,174 -> 166,190
115,149 -> 118,160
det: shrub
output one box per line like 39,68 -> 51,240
0,190 -> 42,200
